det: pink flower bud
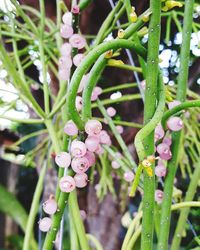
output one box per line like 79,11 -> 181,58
154,123 -> 165,141
62,12 -> 72,26
85,151 -> 96,167
71,5 -> 80,14
71,157 -> 89,173
69,34 -> 86,49
85,136 -> 100,152
159,150 -> 172,160
95,145 -> 104,155
60,24 -> 74,39
155,164 -> 167,177
71,140 -> 87,158
60,43 -> 72,57
156,143 -> 170,155
85,119 -> 102,136
91,86 -> 103,101
74,173 -> 88,188
75,96 -> 82,112
124,171 -> 134,182
99,130 -> 111,145
106,107 -> 116,117
73,53 -> 85,67
167,117 -> 183,131
43,198 -> 57,215
55,152 -> 71,168
168,100 -> 181,110
39,217 -> 52,232
111,160 -> 120,169
59,176 -> 76,192
155,190 -> 164,204
64,120 -> 78,136
116,125 -> 124,134
58,69 -> 70,81
78,74 -> 89,93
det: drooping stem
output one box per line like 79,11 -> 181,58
171,160 -> 200,250
140,0 -> 161,249
158,1 -> 194,249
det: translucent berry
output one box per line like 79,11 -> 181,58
73,53 -> 85,67
85,119 -> 102,136
167,117 -> 183,131
154,123 -> 165,141
60,43 -> 72,56
155,190 -> 164,204
69,34 -> 86,49
71,140 -> 87,158
55,152 -> 71,168
91,86 -> 102,101
74,173 -> 88,188
62,12 -> 72,26
85,136 -> 100,152
59,176 -> 76,192
159,150 -> 172,160
116,125 -> 124,134
156,143 -> 170,155
75,96 -> 83,112
124,171 -> 134,182
60,24 -> 74,38
80,210 -> 87,220
95,145 -> 104,155
71,5 -> 80,14
85,151 -> 96,167
43,197 -> 57,215
39,217 -> 52,232
64,120 -> 78,136
99,130 -> 111,145
155,164 -> 167,177
163,137 -> 172,146
78,74 -> 89,93
111,160 -> 120,169
106,107 -> 116,117
71,157 -> 89,173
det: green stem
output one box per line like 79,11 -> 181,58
171,160 -> 200,250
107,63 -> 142,72
68,191 -> 90,250
86,234 -> 104,250
127,226 -> 142,250
102,82 -> 138,93
158,1 -> 194,249
23,163 -> 47,250
140,0 -> 161,249
0,116 -> 44,124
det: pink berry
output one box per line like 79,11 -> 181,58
69,34 -> 86,49
155,190 -> 164,204
78,74 -> 89,93
156,143 -> 170,155
85,151 -> 96,167
60,24 -> 74,39
60,43 -> 72,56
59,176 -> 76,192
71,5 -> 80,14
154,123 -> 165,141
91,86 -> 103,101
168,100 -> 181,110
106,107 -> 116,117
99,130 -> 111,145
167,117 -> 183,131
71,157 -> 89,173
85,136 -> 100,152
80,210 -> 87,220
162,137 -> 172,146
59,57 -> 72,70
62,12 -> 72,26
124,171 -> 134,182
58,68 -> 70,81
140,80 -> 146,90
71,140 -> 87,158
74,173 -> 88,188
43,198 -> 57,215
55,152 -> 71,168
155,164 -> 167,177
75,96 -> 82,112
159,150 -> 172,160
64,120 -> 78,136
39,217 -> 52,232
85,120 -> 102,136
95,145 -> 104,155
111,160 -> 120,169
73,53 -> 85,67
116,125 -> 124,134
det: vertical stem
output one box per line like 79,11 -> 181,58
171,160 -> 200,250
158,1 -> 194,249
141,0 -> 161,249
23,163 -> 47,250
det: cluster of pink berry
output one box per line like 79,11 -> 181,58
59,6 -> 87,81
154,100 -> 183,204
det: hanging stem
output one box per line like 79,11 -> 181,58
158,1 -> 195,249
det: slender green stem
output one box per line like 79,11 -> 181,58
102,82 -> 138,93
171,160 -> 200,250
107,63 -> 142,72
23,163 -> 47,250
140,0 -> 161,248
68,191 -> 90,250
158,1 -> 194,249
0,116 -> 44,124
127,226 -> 142,250
86,234 -> 104,250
